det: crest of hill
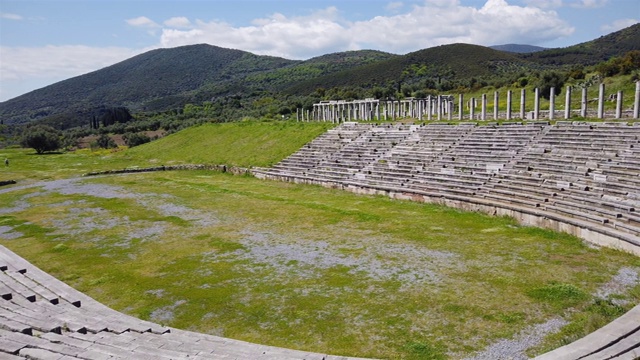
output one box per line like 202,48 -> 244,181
286,43 -> 531,94
0,44 -> 297,126
521,22 -> 640,65
490,44 -> 547,53
191,50 -> 396,99
0,47 -> 393,127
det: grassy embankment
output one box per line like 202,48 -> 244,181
0,120 -> 639,359
0,121 -> 335,183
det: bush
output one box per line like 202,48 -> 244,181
123,132 -> 151,147
96,134 -> 117,149
536,71 -> 565,100
20,125 -> 61,154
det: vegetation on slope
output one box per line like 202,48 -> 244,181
1,23 -> 638,132
0,121 -> 335,183
523,23 -> 640,66
124,121 -> 335,167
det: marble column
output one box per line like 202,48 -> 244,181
581,87 -> 587,118
534,88 -> 540,120
470,98 -> 475,120
564,86 -> 572,119
597,83 -> 605,119
493,91 -> 499,120
520,89 -> 526,119
615,91 -> 623,119
549,87 -> 555,120
459,94 -> 464,120
506,90 -> 512,120
634,81 -> 640,119
481,94 -> 487,121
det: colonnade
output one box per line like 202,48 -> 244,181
302,96 -> 455,122
298,82 -> 640,122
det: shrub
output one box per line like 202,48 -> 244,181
20,125 -> 61,154
123,132 -> 151,147
96,134 -> 117,149
536,71 -> 565,100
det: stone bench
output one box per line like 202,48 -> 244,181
533,305 -> 640,360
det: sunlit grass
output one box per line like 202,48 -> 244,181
1,171 -> 638,359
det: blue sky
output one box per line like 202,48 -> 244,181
0,0 -> 638,102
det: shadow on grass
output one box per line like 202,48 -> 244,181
26,151 -> 64,156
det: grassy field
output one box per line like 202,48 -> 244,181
1,120 -> 639,359
0,121 -> 335,183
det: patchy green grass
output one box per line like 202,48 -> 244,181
123,121 -> 335,167
1,171 -> 638,359
0,121 -> 335,184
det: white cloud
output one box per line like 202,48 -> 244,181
126,16 -> 159,28
158,1 -> 573,59
570,0 -> 608,8
386,2 -> 404,11
164,16 -> 192,28
0,12 -> 23,20
601,18 -> 639,33
523,0 -> 563,8
160,7 -> 353,59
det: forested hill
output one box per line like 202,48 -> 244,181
0,44 -> 298,126
0,23 -> 638,128
521,22 -> 640,65
285,43 -> 534,95
490,44 -> 547,53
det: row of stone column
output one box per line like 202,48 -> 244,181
299,81 -> 640,122
302,96 -> 457,123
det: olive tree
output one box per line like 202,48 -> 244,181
21,125 -> 61,154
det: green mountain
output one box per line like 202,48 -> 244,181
0,44 -> 298,126
1,23 -> 638,129
521,23 -> 640,65
490,44 -> 547,53
285,43 -> 536,95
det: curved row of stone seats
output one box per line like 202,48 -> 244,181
305,124 -> 417,181
0,245 -> 366,359
532,304 -> 640,360
270,122 -> 374,174
480,122 -> 640,239
256,121 -> 640,251
353,122 -> 548,198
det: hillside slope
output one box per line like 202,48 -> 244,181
124,121 -> 336,167
522,23 -> 640,65
490,44 -> 547,53
286,43 -> 535,94
0,45 -> 296,126
1,24 -> 638,128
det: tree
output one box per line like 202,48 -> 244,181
536,71 -> 565,100
123,132 -> 151,147
96,134 -> 117,149
20,125 -> 61,154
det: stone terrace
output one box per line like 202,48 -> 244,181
0,245 -> 367,359
257,121 -> 640,253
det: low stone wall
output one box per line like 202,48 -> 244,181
83,164 -> 250,177
0,180 -> 16,187
253,170 -> 640,256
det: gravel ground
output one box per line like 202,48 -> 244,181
463,318 -> 568,360
201,229 -> 461,289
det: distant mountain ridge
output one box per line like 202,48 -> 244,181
490,44 -> 547,53
1,23 -> 638,127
